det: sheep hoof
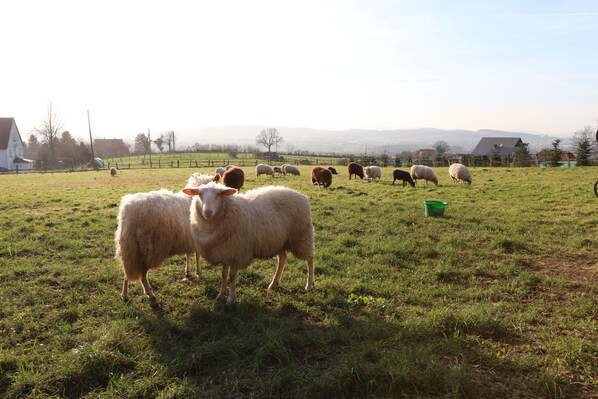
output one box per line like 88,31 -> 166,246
226,296 -> 237,305
149,297 -> 160,308
215,293 -> 226,302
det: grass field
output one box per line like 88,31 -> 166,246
1,166 -> 597,398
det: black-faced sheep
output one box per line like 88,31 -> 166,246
449,163 -> 472,185
392,169 -> 415,187
311,166 -> 333,188
183,183 -> 315,304
222,166 -> 245,191
115,173 -> 218,305
348,162 -> 364,180
273,166 -> 283,175
410,165 -> 438,186
327,167 -> 338,175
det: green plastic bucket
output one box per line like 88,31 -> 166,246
423,200 -> 447,217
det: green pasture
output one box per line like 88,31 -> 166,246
0,166 -> 597,398
101,152 -> 339,170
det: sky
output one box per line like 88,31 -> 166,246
1,0 -> 597,144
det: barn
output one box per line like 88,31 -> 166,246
0,118 -> 34,171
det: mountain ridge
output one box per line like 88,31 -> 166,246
172,126 -> 568,154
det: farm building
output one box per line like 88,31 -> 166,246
471,137 -> 524,159
0,118 -> 34,171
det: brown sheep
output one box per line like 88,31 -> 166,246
222,166 -> 245,192
348,162 -> 364,180
311,166 -> 333,188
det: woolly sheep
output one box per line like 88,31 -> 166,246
311,166 -> 333,188
110,167 -> 117,177
410,165 -> 438,186
283,164 -> 301,176
256,164 -> 274,177
364,166 -> 381,181
273,166 -> 283,175
392,169 -> 415,187
222,166 -> 245,191
115,173 -> 218,305
183,183 -> 315,304
327,167 -> 338,175
449,163 -> 472,185
215,167 -> 226,177
348,162 -> 364,180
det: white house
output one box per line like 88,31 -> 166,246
0,117 -> 34,171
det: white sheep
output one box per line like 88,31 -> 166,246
449,163 -> 472,185
364,165 -> 381,181
215,167 -> 226,177
282,164 -> 300,176
410,165 -> 438,186
183,182 -> 315,304
115,173 -> 218,305
256,164 -> 274,177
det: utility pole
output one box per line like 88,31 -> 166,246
148,128 -> 152,164
87,110 -> 97,169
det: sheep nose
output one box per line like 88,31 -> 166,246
203,209 -> 214,219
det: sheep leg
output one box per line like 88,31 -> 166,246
305,257 -> 315,290
227,268 -> 239,304
195,253 -> 201,277
140,274 -> 155,299
216,265 -> 229,301
184,253 -> 191,278
268,251 -> 287,290
121,278 -> 129,301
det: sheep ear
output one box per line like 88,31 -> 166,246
221,188 -> 237,196
182,188 -> 199,196
214,174 -> 221,181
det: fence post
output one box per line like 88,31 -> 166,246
16,165 -> 19,174
177,160 -> 180,168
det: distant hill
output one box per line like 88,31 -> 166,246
174,126 -> 568,154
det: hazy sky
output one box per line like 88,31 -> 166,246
1,0 -> 597,143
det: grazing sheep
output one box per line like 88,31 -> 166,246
183,183 -> 315,304
449,163 -> 472,185
311,167 -> 333,188
348,162 -> 365,180
410,165 -> 438,186
392,169 -> 415,187
273,166 -> 283,175
283,164 -> 301,176
327,166 -> 338,175
364,166 -> 382,181
222,166 -> 245,191
256,164 -> 274,177
215,167 -> 226,177
280,164 -> 289,175
225,165 -> 236,170
115,173 -> 218,305
110,167 -> 117,177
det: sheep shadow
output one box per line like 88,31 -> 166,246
131,295 -> 576,399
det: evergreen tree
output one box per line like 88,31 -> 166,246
513,142 -> 531,167
549,139 -> 562,167
572,126 -> 594,166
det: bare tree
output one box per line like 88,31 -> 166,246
256,128 -> 283,161
433,140 -> 450,156
35,103 -> 63,164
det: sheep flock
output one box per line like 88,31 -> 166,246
115,162 -> 470,306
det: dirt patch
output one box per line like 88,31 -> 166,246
526,256 -> 597,293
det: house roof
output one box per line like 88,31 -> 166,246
0,117 -> 17,150
471,137 -> 523,157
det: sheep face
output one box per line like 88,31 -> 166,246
183,184 -> 237,220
